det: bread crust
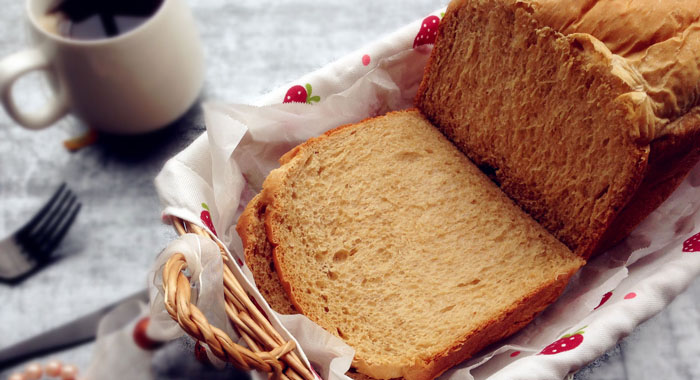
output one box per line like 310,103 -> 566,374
395,266 -> 577,380
236,193 -> 297,314
595,107 -> 700,251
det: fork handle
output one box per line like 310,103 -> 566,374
0,239 -> 34,281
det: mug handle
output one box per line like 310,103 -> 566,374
0,48 -> 69,130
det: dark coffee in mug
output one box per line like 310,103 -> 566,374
47,0 -> 164,40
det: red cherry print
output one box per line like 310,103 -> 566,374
510,351 -> 520,357
283,83 -> 320,104
283,85 -> 307,103
133,317 -> 162,350
413,15 -> 440,49
539,327 -> 586,355
200,202 -> 217,236
362,54 -> 371,66
624,292 -> 637,299
594,291 -> 613,310
682,232 -> 700,252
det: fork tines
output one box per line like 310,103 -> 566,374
14,183 -> 82,263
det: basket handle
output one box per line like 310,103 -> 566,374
161,218 -> 315,380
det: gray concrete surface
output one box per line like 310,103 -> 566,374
1,1 -> 698,379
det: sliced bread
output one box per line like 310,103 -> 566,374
237,193 -> 297,315
416,0 -> 700,258
238,196 -> 382,380
257,109 -> 585,380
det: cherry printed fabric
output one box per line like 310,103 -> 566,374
152,7 -> 700,380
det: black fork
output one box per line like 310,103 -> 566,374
0,183 -> 81,282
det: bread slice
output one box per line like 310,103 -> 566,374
238,195 -> 384,380
257,109 -> 584,380
416,0 -> 700,258
237,193 -> 297,314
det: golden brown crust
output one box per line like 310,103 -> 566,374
345,370 -> 389,380
236,196 -> 259,253
594,108 -> 700,252
236,194 -> 297,314
401,266 -> 577,380
259,164 -> 300,313
279,110 -> 423,167
529,0 -> 700,131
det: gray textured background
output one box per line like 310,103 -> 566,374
1,1 -> 698,379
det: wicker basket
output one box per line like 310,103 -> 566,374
161,217 -> 315,380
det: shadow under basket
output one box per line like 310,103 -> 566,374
161,218 -> 315,380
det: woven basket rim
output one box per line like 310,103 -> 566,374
161,217 -> 315,380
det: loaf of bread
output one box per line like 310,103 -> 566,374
416,0 -> 700,258
242,110 -> 584,380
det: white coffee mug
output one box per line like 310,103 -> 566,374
0,0 -> 204,134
